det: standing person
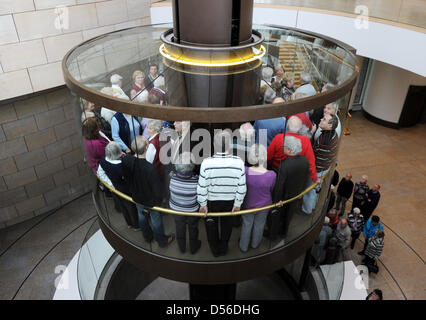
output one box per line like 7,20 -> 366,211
130,70 -> 146,100
197,131 -> 247,257
110,74 -> 130,100
362,184 -> 381,222
335,173 -> 354,216
311,216 -> 333,266
359,215 -> 383,255
239,144 -> 276,252
333,218 -> 351,262
294,71 -> 317,97
111,112 -> 141,154
363,229 -> 385,273
82,117 -> 109,174
352,175 -> 369,210
253,97 -> 286,147
281,72 -> 296,102
169,155 -> 201,254
268,136 -> 309,239
97,141 -> 139,230
149,76 -> 167,105
145,119 -> 164,178
347,207 -> 364,249
122,136 -> 174,247
146,63 -> 159,91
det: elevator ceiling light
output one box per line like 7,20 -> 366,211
159,44 -> 266,67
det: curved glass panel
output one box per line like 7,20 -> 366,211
66,23 -> 356,264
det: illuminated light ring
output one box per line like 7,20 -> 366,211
159,43 -> 266,68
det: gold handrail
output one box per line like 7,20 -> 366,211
96,168 -> 330,217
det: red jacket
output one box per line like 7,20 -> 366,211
267,132 -> 318,181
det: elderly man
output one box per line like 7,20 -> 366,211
110,74 -> 129,100
348,207 -> 364,249
335,172 -> 354,216
302,113 -> 339,214
122,136 -> 174,247
352,175 -> 369,211
295,71 -> 317,97
197,130 -> 247,257
97,141 -> 139,230
268,136 -> 310,239
253,97 -> 287,147
362,184 -> 381,222
314,103 -> 341,140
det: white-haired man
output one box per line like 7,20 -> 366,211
110,74 -> 129,100
295,71 -> 317,97
313,103 -> 341,140
348,207 -> 364,249
197,130 -> 247,257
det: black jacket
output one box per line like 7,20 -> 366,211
363,190 -> 381,214
273,155 -> 310,202
122,155 -> 163,207
337,178 -> 354,199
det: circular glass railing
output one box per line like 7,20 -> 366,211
63,23 -> 357,267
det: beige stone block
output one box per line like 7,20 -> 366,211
35,107 -> 66,131
44,137 -> 73,159
2,116 -> 38,140
44,183 -> 70,204
25,128 -> 57,151
126,0 -> 150,20
82,25 -> 115,40
28,62 -> 64,92
0,104 -> 17,124
15,195 -> 46,215
14,95 -> 48,119
34,157 -> 64,179
66,3 -> 98,33
0,39 -> 47,72
96,0 -> 129,26
43,32 -> 83,63
0,158 -> 17,176
114,18 -> 142,31
77,54 -> 108,81
0,70 -> 33,101
0,15 -> 18,45
33,0 -> 76,10
399,0 -> 426,28
54,120 -> 77,140
14,148 -> 47,170
3,167 -> 37,189
46,87 -> 73,110
0,0 -> 35,15
62,148 -> 84,168
14,9 -> 62,41
0,126 -> 5,142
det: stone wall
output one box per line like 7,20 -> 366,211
0,86 -> 93,228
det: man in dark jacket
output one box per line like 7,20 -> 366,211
269,136 -> 310,239
335,172 -> 354,216
122,135 -> 174,247
352,175 -> 369,210
361,184 -> 381,221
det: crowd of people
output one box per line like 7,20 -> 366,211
79,64 -> 383,278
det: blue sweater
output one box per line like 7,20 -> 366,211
254,117 -> 286,147
363,218 -> 383,238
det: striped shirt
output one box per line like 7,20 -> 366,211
169,172 -> 199,212
197,153 -> 247,207
313,130 -> 338,172
365,236 -> 384,260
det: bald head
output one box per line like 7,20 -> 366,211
287,116 -> 302,133
272,97 -> 285,104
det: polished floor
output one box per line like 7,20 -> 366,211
0,111 -> 424,300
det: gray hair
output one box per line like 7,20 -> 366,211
81,111 -> 95,123
105,141 -> 122,160
147,119 -> 163,133
131,135 -> 148,155
262,67 -> 274,82
353,207 -> 361,214
239,122 -> 254,141
248,144 -> 267,166
264,87 -> 276,104
300,71 -> 311,84
153,76 -> 165,88
213,130 -> 232,153
287,116 -> 302,133
110,74 -> 123,85
284,135 -> 302,156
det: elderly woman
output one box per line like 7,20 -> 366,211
363,229 -> 385,272
146,119 -> 164,177
239,144 -> 277,252
97,141 -> 139,230
281,72 -> 296,102
169,154 -> 201,254
82,117 -> 109,173
130,70 -> 146,100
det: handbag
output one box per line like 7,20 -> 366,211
366,260 -> 379,274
